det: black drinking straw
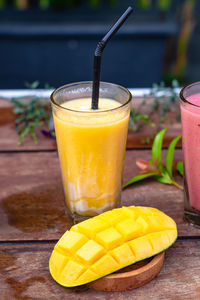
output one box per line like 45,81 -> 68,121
91,6 -> 133,110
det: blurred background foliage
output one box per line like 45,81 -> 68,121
0,0 -> 198,87
0,0 -> 194,12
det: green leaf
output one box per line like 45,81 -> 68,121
129,108 -> 155,133
172,79 -> 179,88
148,159 -> 153,165
176,161 -> 183,176
11,98 -> 24,106
134,114 -> 155,127
154,175 -> 172,184
166,135 -> 181,177
122,172 -> 156,189
157,0 -> 171,11
13,107 -> 24,114
152,128 -> 166,166
39,0 -> 50,9
89,0 -> 101,8
31,131 -> 38,145
137,0 -> 151,9
19,126 -> 30,139
24,81 -> 40,89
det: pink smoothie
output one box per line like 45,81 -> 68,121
181,93 -> 200,211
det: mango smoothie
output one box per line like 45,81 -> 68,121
53,97 -> 130,217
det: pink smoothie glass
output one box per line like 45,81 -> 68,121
180,82 -> 200,226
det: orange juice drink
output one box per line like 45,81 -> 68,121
51,82 -> 131,220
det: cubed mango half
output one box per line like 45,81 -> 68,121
49,206 -> 177,287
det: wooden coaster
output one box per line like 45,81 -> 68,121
87,252 -> 165,292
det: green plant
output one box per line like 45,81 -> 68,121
12,97 -> 51,145
137,0 -> 171,10
150,79 -> 179,121
0,0 -> 6,8
24,81 -> 40,89
129,107 -> 155,132
176,161 -> 183,176
39,0 -> 50,9
128,80 -> 180,143
123,129 -> 183,190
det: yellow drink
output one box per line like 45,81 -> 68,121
51,82 -> 131,219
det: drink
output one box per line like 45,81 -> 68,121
180,82 -> 200,226
51,82 -> 131,221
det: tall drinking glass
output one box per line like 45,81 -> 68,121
180,82 -> 200,226
51,81 -> 131,223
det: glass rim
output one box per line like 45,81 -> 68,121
180,81 -> 200,108
50,81 -> 132,114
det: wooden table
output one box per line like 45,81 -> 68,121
0,93 -> 200,300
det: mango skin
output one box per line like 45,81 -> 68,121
49,206 -> 177,287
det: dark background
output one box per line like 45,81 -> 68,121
0,0 -> 199,89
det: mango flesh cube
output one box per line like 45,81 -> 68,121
56,230 -> 88,252
60,260 -> 85,285
99,208 -> 125,225
78,269 -> 98,285
96,227 -> 123,250
91,254 -> 119,275
156,215 -> 177,230
116,219 -> 142,241
136,217 -> 149,234
111,243 -> 135,265
73,217 -> 108,238
76,240 -> 104,264
122,206 -> 136,219
49,206 -> 177,287
136,206 -> 159,215
129,236 -> 153,258
148,230 -> 177,253
49,251 -> 67,279
145,216 -> 162,233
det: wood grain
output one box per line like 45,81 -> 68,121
0,151 -> 72,241
0,98 -> 15,126
127,129 -> 182,149
0,241 -> 199,300
0,150 -> 199,241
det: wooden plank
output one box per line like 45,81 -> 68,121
127,126 -> 182,149
0,122 -> 57,151
0,150 -> 198,241
0,152 -> 72,241
0,97 -> 181,151
0,240 -> 199,299
0,98 -> 15,125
